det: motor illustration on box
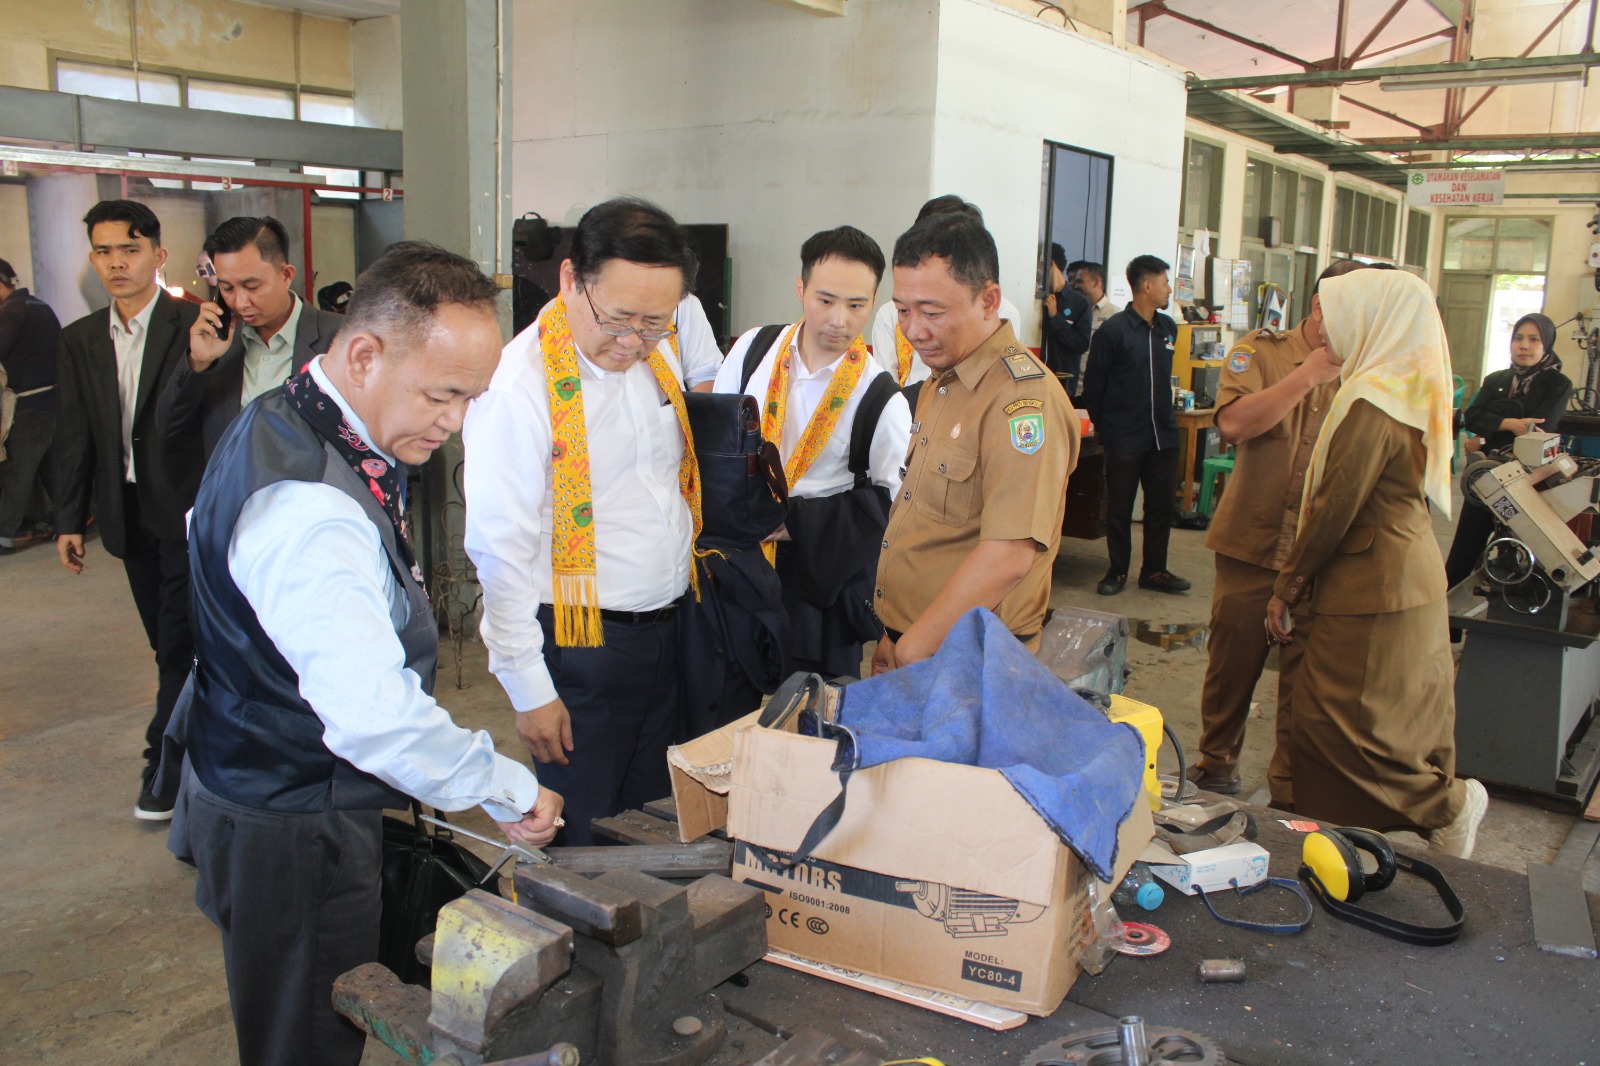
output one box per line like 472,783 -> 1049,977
895,881 -> 1045,938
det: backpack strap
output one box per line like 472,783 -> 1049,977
740,323 -> 788,392
848,373 -> 900,491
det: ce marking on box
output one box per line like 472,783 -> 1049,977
774,907 -> 829,936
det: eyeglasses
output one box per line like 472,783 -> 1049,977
583,287 -> 676,343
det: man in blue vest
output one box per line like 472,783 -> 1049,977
172,242 -> 562,1066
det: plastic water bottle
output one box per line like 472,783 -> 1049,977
1112,861 -> 1164,912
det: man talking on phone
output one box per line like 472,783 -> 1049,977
158,216 -> 344,459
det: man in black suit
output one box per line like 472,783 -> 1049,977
55,199 -> 204,821
158,216 -> 342,458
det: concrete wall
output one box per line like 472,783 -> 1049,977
0,185 -> 33,291
0,1 -> 352,93
511,0 -> 939,333
311,202 -> 359,295
352,15 -> 402,130
931,0 -> 1185,342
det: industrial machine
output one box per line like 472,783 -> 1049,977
1452,432 -> 1600,803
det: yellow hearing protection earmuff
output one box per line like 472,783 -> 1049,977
1299,825 -> 1466,946
1301,827 -> 1397,902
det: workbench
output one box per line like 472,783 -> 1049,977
702,813 -> 1599,1065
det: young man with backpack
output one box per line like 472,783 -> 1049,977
713,225 -> 911,678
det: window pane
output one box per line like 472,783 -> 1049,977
1271,168 -> 1295,243
304,166 -> 361,200
187,78 -> 294,119
300,92 -> 356,126
1495,217 -> 1551,273
1406,209 -> 1431,267
1443,216 -> 1495,271
1243,159 -> 1267,241
57,60 -> 180,106
1297,178 -> 1322,247
1380,201 -> 1397,259
1333,187 -> 1353,253
1353,195 -> 1370,256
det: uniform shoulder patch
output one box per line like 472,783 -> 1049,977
1004,398 -> 1044,415
1227,344 -> 1255,375
1009,411 -> 1044,454
1001,348 -> 1046,381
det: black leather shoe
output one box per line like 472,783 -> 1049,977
1096,571 -> 1127,596
1138,570 -> 1192,593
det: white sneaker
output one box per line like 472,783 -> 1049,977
1431,778 -> 1488,860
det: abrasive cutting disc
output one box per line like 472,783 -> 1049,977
1112,921 -> 1171,956
1023,1025 -> 1227,1065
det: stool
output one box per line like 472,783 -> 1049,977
1198,451 -> 1235,517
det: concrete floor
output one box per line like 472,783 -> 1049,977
0,504 -> 1588,1063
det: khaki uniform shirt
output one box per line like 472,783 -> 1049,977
875,322 -> 1080,642
1273,400 -> 1446,616
1203,324 -> 1339,571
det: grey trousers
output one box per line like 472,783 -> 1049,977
185,774 -> 381,1066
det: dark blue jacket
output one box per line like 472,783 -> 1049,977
1081,305 -> 1179,453
184,388 -> 428,812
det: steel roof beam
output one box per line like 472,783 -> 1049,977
1187,51 -> 1600,90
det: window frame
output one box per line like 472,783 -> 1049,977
48,51 -> 356,125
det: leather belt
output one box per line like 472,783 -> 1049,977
538,603 -> 678,626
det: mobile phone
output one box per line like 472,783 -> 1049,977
209,286 -> 233,338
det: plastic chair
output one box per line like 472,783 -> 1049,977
1198,450 -> 1236,517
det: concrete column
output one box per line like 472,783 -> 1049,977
399,0 -> 514,631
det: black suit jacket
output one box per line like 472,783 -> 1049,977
55,290 -> 205,557
156,299 -> 343,457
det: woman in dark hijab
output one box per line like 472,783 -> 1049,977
1443,312 -> 1573,602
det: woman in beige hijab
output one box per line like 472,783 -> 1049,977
1265,268 -> 1488,858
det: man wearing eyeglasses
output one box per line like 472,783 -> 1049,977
464,197 -> 701,845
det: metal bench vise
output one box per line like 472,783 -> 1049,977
333,865 -> 766,1066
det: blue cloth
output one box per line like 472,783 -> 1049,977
840,608 -> 1144,881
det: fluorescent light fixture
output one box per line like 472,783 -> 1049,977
1380,64 -> 1589,91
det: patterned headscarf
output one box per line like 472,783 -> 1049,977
1305,269 -> 1455,522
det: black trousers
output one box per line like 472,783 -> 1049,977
187,775 -> 381,1066
0,405 -> 54,538
1104,446 -> 1178,578
535,606 -> 679,846
121,484 -> 194,770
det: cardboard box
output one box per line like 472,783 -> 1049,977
666,710 -> 763,842
1149,842 -> 1269,896
727,726 -> 1153,1016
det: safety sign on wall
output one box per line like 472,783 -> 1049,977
1405,169 -> 1504,207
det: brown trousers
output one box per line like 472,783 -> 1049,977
1196,554 -> 1305,806
1291,597 -> 1464,832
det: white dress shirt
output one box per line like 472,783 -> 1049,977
869,295 -> 1022,386
227,357 -> 540,821
109,290 -> 160,482
1090,295 -> 1116,336
240,292 -> 304,407
714,325 -> 910,498
463,316 -> 693,712
675,294 -> 723,388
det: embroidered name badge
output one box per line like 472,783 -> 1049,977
1227,344 -> 1255,374
1009,412 -> 1044,454
1004,398 -> 1043,414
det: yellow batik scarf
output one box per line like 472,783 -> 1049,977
759,322 -> 870,564
540,296 -> 704,647
894,324 -> 915,385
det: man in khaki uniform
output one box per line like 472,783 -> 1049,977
871,210 -> 1079,672
1190,262 -> 1367,802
